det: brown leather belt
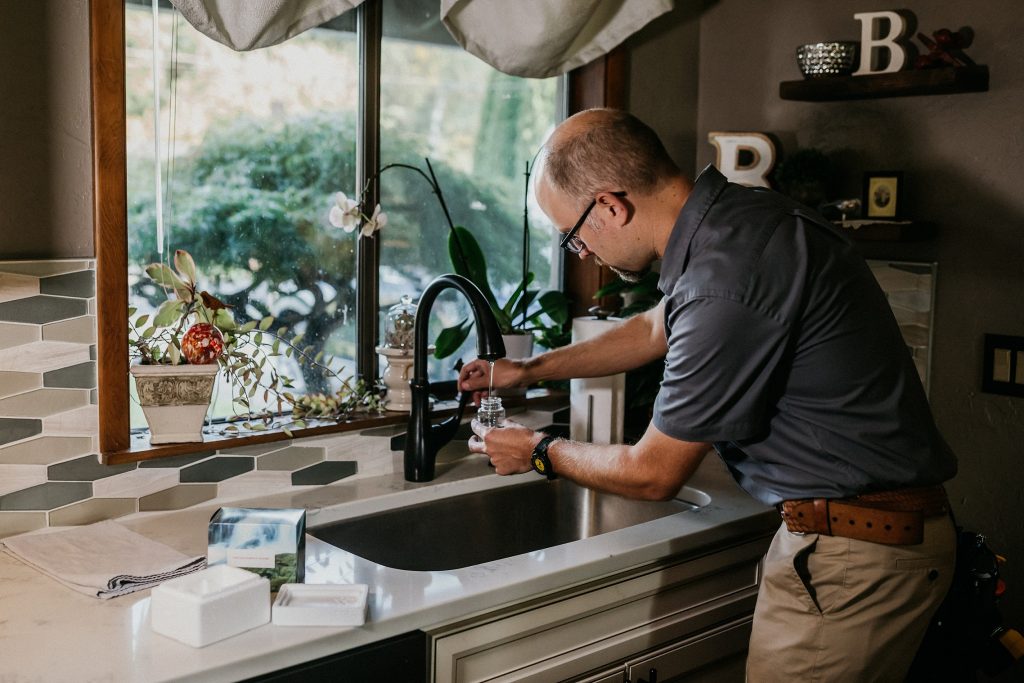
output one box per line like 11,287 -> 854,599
779,485 -> 949,545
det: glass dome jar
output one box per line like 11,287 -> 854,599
383,295 -> 417,351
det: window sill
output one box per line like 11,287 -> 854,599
100,390 -> 567,465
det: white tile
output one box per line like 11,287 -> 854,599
0,261 -> 91,277
42,316 -> 96,344
0,464 -> 47,496
0,372 -> 41,398
0,273 -> 39,303
91,468 -> 179,498
0,341 -> 91,373
0,389 -> 91,418
0,323 -> 40,351
215,470 -> 294,500
41,405 -> 98,436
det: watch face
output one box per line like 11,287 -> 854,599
532,456 -> 546,474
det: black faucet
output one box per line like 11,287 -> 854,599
405,274 -> 506,482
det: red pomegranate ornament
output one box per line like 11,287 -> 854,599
181,322 -> 224,365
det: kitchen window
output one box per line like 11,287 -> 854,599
98,0 -> 573,459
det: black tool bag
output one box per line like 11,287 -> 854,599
907,529 -> 1023,681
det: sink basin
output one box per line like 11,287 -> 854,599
308,478 -> 707,571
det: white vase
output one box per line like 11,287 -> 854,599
376,346 -> 415,412
500,332 -> 534,397
130,363 -> 218,444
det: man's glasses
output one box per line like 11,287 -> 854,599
558,191 -> 627,254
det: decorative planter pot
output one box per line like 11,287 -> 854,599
500,332 -> 534,397
376,346 -> 415,412
130,363 -> 219,444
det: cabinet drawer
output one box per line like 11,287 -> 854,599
626,617 -> 751,683
430,539 -> 768,683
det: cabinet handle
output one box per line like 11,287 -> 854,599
626,668 -> 658,683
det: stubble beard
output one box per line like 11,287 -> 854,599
609,265 -> 650,283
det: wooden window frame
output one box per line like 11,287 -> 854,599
90,0 -> 624,464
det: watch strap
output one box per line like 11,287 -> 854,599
531,435 -> 557,480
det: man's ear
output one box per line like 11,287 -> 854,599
596,192 -> 630,227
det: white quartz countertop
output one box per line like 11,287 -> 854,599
0,434 -> 776,683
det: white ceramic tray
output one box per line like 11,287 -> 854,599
272,583 -> 368,627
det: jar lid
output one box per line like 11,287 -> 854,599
384,294 -> 416,349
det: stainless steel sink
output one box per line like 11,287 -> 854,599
308,478 -> 706,571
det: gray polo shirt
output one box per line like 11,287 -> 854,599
653,166 -> 956,505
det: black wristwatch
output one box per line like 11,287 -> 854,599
531,435 -> 558,480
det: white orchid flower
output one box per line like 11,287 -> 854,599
360,204 -> 388,238
328,192 -> 361,232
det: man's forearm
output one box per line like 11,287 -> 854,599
521,301 -> 667,384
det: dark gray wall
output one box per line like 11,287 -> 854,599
0,0 -> 93,259
690,0 -> 1024,628
623,2 -> 702,177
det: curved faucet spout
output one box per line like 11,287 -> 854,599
405,274 -> 506,482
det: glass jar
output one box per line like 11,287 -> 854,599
383,294 -> 417,350
476,396 -> 506,428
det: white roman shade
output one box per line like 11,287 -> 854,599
168,0 -> 367,51
167,0 -> 673,77
441,0 -> 673,77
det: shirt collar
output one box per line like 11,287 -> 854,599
658,164 -> 729,293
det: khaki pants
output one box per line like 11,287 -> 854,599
746,514 -> 956,683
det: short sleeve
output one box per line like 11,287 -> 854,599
653,296 -> 790,443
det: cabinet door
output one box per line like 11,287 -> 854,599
430,539 -> 768,682
625,618 -> 750,683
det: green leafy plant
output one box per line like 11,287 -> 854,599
128,249 -> 382,434
335,158 -> 570,358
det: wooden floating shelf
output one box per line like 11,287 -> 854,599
780,65 -> 988,101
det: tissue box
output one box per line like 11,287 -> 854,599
208,507 -> 305,591
151,564 -> 270,647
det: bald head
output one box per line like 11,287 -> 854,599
539,109 -> 681,204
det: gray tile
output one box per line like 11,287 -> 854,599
47,455 -> 136,481
138,451 -> 216,468
90,388 -> 97,405
0,296 -> 89,324
179,456 -> 254,483
257,446 -> 325,471
0,481 -> 92,511
291,461 -> 357,486
39,271 -> 95,298
89,344 -> 96,360
0,418 -> 41,446
43,361 -> 96,389
139,484 -> 217,511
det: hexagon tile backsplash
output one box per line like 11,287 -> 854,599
0,261 -> 358,539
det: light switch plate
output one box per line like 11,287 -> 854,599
982,334 -> 1024,397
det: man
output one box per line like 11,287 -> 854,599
460,108 -> 958,681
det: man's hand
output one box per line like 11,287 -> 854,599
467,419 -> 541,475
459,358 -> 526,402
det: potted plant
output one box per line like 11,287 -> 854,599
332,159 -> 570,371
129,250 -> 381,443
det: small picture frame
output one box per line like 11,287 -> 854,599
863,171 -> 903,220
